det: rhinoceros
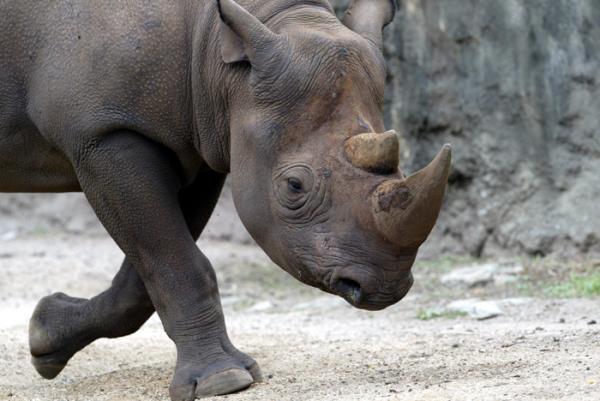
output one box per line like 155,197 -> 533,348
0,0 -> 451,399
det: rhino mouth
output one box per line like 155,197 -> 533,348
333,277 -> 363,305
329,270 -> 414,311
289,251 -> 411,310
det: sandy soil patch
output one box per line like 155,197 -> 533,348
0,235 -> 599,401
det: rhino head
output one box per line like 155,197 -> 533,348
218,0 -> 451,310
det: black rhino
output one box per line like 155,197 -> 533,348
0,0 -> 451,399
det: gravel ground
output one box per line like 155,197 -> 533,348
0,235 -> 599,401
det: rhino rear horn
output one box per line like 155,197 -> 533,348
217,0 -> 280,63
343,0 -> 397,48
345,131 -> 399,173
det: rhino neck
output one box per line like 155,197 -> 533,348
189,0 -> 337,174
189,1 -> 232,174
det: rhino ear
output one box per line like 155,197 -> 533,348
217,0 -> 279,64
343,0 -> 398,48
219,20 -> 248,63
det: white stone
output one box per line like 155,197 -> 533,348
447,298 -> 504,320
0,231 -> 17,241
248,301 -> 275,312
441,261 -> 524,288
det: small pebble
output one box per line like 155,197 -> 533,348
559,318 -> 565,323
587,320 -> 597,325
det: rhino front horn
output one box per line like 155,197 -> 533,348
371,144 -> 452,248
345,131 -> 400,174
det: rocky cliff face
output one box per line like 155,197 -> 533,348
333,0 -> 600,257
1,1 -> 599,258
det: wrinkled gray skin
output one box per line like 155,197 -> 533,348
0,0 -> 448,399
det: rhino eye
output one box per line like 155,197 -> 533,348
287,177 -> 303,193
274,164 -> 315,210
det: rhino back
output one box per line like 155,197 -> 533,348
1,0 -> 205,175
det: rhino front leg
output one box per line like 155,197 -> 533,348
30,262 -> 260,386
29,171 -> 260,386
38,132 -> 258,400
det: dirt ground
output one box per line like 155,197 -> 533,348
0,234 -> 599,401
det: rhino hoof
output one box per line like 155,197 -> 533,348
31,354 -> 68,379
29,293 -> 86,380
195,368 -> 254,398
248,362 -> 264,382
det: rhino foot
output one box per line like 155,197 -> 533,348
29,292 -> 93,379
30,351 -> 71,379
169,345 -> 262,400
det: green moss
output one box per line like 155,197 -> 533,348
416,308 -> 467,321
29,227 -> 49,236
543,273 -> 600,298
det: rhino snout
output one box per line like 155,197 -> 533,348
330,268 -> 414,311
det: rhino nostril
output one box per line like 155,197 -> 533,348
334,278 -> 362,305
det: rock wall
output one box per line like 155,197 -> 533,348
1,0 -> 599,258
333,0 -> 600,257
